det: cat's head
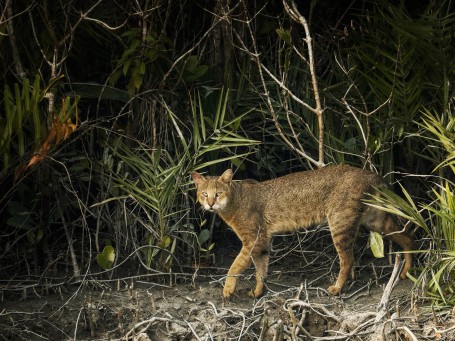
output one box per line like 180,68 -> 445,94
191,169 -> 233,212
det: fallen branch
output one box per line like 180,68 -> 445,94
375,254 -> 403,323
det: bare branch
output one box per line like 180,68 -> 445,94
5,0 -> 27,79
335,53 -> 392,167
159,3 -> 239,89
82,15 -> 129,31
260,64 -> 319,115
283,0 -> 325,166
375,254 -> 402,323
234,1 -> 323,168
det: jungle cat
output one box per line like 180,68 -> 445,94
191,165 -> 413,298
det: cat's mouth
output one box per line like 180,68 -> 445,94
203,205 -> 218,212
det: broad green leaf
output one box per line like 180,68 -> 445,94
369,231 -> 384,258
7,215 -> 34,230
133,73 -> 142,90
158,235 -> 171,249
26,229 -> 43,245
123,59 -> 131,77
8,200 -> 29,216
138,61 -> 146,75
96,245 -> 116,270
197,229 -> 210,245
184,55 -> 198,72
276,28 -> 292,44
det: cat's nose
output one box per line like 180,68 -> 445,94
205,203 -> 215,212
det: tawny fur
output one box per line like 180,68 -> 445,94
191,165 -> 413,298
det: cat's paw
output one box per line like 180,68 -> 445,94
223,279 -> 236,299
248,288 -> 264,298
399,269 -> 409,280
327,285 -> 341,296
223,288 -> 234,298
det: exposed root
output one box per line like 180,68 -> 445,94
1,251 -> 454,340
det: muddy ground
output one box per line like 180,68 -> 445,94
1,235 -> 454,341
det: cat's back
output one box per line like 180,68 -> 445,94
240,165 -> 386,213
259,165 -> 381,190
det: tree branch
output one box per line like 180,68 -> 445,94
283,0 -> 325,166
234,1 -> 323,168
5,0 -> 26,79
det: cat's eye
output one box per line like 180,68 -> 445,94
215,192 -> 222,197
202,192 -> 208,197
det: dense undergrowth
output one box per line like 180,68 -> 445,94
0,0 -> 454,311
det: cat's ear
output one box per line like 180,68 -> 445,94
191,172 -> 206,188
219,169 -> 233,184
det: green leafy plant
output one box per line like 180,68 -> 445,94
325,0 -> 455,177
109,28 -> 172,94
369,182 -> 455,306
103,88 -> 258,271
1,73 -> 79,177
1,75 -> 45,170
366,107 -> 455,307
419,109 -> 455,173
196,224 -> 216,266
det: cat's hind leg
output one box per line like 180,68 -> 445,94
386,229 -> 413,279
327,217 -> 358,295
249,248 -> 270,298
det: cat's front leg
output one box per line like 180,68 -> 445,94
223,246 -> 253,298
